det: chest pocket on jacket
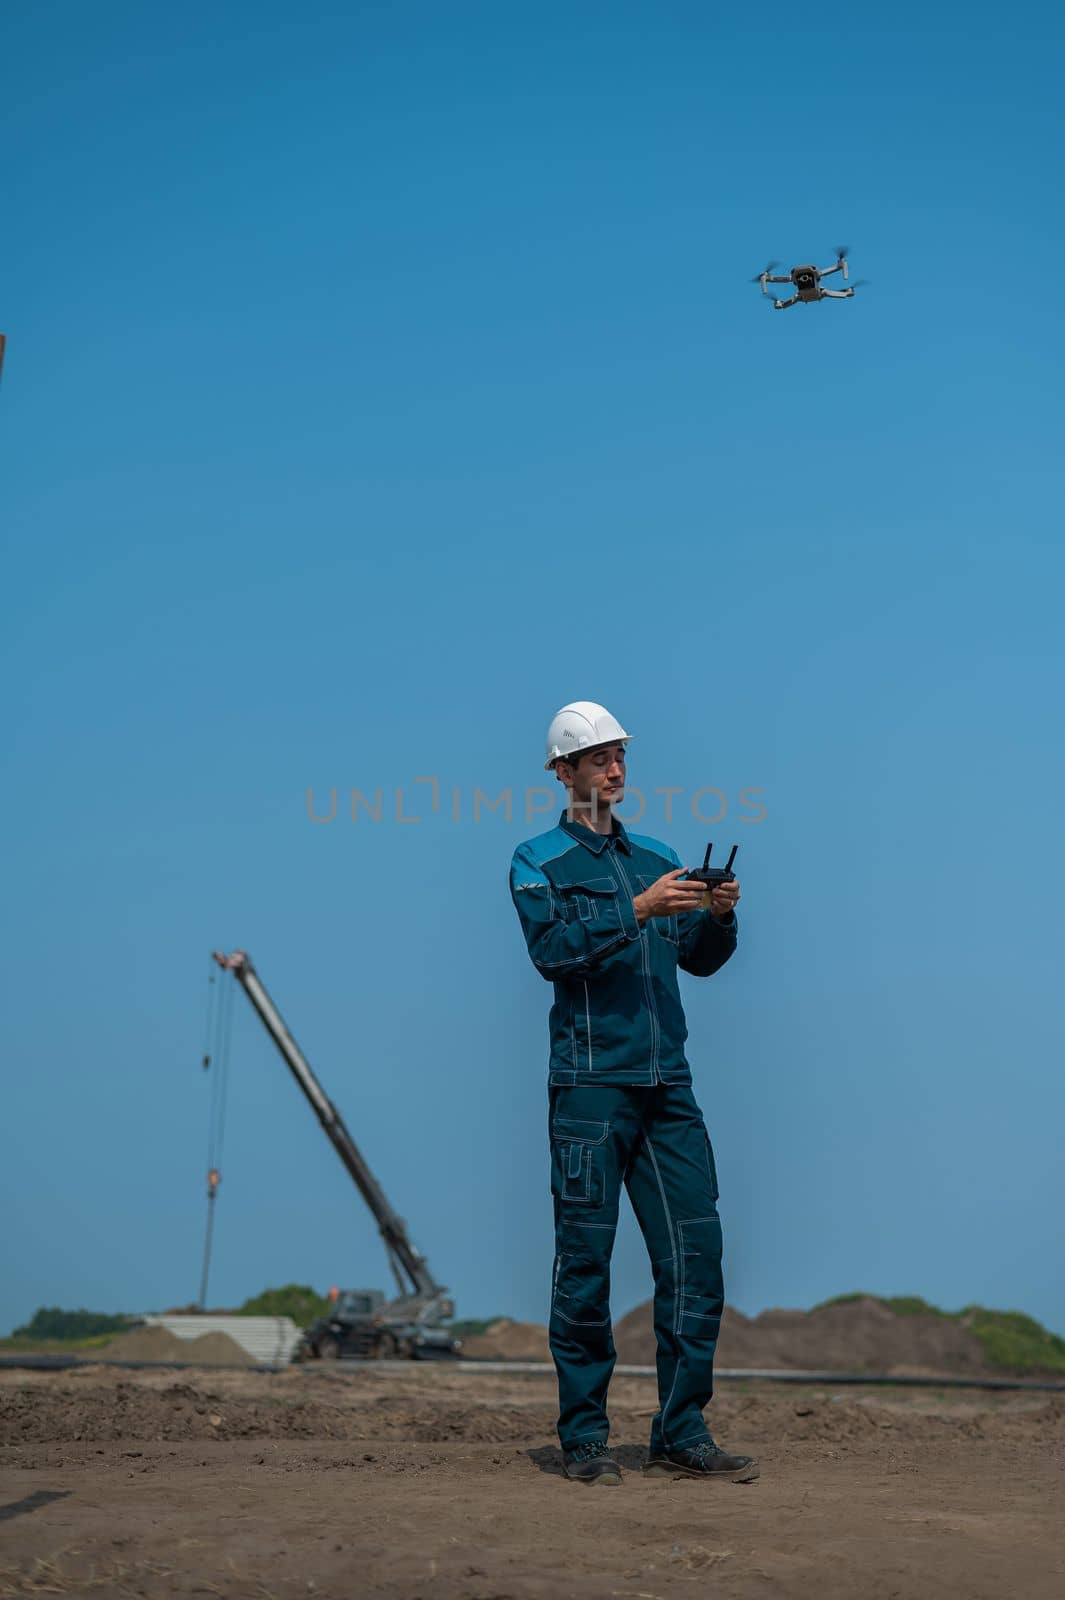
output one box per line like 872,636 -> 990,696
566,876 -> 619,924
637,873 -> 678,942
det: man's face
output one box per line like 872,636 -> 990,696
556,742 -> 627,817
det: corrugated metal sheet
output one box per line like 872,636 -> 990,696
143,1315 -> 301,1364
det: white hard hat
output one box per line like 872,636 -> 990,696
544,701 -> 632,771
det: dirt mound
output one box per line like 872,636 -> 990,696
451,1298 -> 994,1375
612,1295 -> 993,1375
101,1326 -> 254,1366
0,1378 -> 559,1446
461,1319 -> 551,1361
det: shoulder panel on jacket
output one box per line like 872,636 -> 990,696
626,831 -> 681,869
510,826 -> 577,887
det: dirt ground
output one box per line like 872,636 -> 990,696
2,1362 -> 1063,1599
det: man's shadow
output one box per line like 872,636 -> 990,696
527,1444 -> 646,1477
0,1491 -> 72,1524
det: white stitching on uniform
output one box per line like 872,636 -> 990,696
645,1136 -> 681,1447
552,1239 -> 611,1326
530,840 -> 591,870
553,1306 -> 611,1327
561,1145 -> 592,1202
538,932 -> 632,974
603,851 -> 641,943
551,1118 -> 609,1145
610,850 -> 658,1082
675,1221 -> 691,1331
525,840 -> 637,974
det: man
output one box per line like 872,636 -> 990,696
509,701 -> 757,1487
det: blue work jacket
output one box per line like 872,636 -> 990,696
509,811 -> 737,1086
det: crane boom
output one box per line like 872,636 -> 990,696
213,949 -> 444,1305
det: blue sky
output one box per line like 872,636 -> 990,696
3,1 -> 1064,1340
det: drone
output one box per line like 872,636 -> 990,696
752,246 -> 868,310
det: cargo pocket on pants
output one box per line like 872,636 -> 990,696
552,1232 -> 612,1329
550,1117 -> 609,1206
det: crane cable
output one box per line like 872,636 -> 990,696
197,957 -> 234,1308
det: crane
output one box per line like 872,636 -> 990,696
213,949 -> 457,1359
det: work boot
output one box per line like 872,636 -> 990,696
643,1437 -> 759,1482
562,1440 -> 622,1485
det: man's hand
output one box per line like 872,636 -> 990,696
633,869 -> 711,925
708,877 -> 741,922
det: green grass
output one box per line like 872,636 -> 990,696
959,1306 -> 1065,1374
813,1293 -> 1065,1374
10,1308 -> 139,1342
815,1292 -> 949,1319
238,1285 -> 332,1326
0,1331 -> 126,1353
4,1287 -> 335,1346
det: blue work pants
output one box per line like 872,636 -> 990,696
548,1081 -> 724,1454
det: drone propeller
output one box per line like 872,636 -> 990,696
750,260 -> 782,282
835,244 -> 850,261
849,278 -> 870,290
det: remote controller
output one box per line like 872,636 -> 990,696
684,842 -> 738,891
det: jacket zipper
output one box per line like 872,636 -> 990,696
610,850 -> 660,1082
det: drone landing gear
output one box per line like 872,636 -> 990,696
820,287 -> 854,300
